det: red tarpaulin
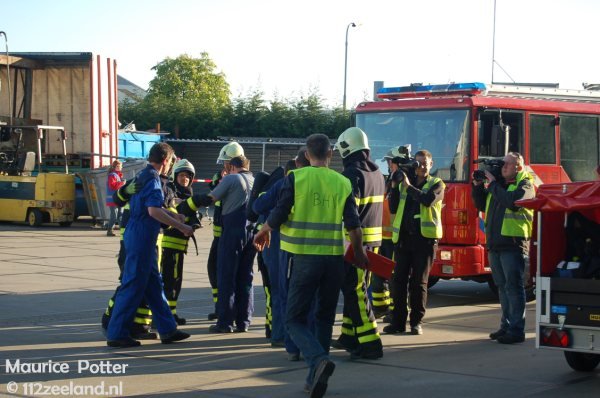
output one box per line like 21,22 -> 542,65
516,181 -> 600,276
517,181 -> 600,215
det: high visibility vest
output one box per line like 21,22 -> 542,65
344,192 -> 384,244
354,194 -> 384,245
382,196 -> 393,240
161,206 -> 189,251
392,176 -> 444,243
485,170 -> 534,239
280,167 -> 352,255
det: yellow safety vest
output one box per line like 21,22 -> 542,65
392,176 -> 444,243
280,167 -> 352,255
485,170 -> 534,239
382,196 -> 393,240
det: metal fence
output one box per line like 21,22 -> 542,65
166,137 -> 344,195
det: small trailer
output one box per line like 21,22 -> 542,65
519,181 -> 600,371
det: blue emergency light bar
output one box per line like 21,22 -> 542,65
377,82 -> 487,99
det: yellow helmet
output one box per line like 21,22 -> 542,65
334,127 -> 369,158
217,142 -> 244,164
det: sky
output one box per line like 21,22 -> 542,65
2,0 -> 599,108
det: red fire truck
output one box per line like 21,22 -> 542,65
354,82 -> 600,294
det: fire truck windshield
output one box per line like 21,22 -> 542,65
356,109 -> 470,182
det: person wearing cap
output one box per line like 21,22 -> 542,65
253,133 -> 368,397
160,159 -> 199,326
190,144 -> 256,333
384,148 -> 445,336
369,148 -> 401,320
331,127 -> 385,360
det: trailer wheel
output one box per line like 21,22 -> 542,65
27,209 -> 43,227
525,284 -> 536,302
564,351 -> 600,372
428,276 -> 440,289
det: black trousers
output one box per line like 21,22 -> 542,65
390,235 -> 437,327
161,247 -> 185,314
256,251 -> 272,337
370,239 -> 394,314
207,237 -> 219,305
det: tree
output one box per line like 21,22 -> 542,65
121,53 -> 232,138
118,54 -> 353,139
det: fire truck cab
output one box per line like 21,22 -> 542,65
355,82 -> 600,294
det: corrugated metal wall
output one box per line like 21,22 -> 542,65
166,139 -> 344,195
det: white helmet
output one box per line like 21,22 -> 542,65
173,158 -> 195,180
217,142 -> 244,164
382,144 -> 411,161
334,127 -> 369,158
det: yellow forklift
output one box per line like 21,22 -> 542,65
0,125 -> 75,227
1,33 -> 74,226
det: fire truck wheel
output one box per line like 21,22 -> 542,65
564,351 -> 600,372
27,209 -> 43,227
487,278 -> 499,298
488,278 -> 536,302
427,277 -> 440,289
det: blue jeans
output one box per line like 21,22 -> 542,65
107,206 -> 122,230
286,254 -> 344,385
488,249 -> 526,337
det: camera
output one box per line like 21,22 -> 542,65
390,144 -> 420,183
473,158 -> 505,184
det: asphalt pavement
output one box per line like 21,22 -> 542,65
0,220 -> 598,397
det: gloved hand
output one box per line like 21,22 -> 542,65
392,170 -> 406,184
124,178 -> 143,196
193,193 -> 214,207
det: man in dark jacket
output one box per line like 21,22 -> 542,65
332,127 -> 385,359
385,149 -> 445,336
472,152 -> 535,344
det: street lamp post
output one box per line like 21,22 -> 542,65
343,22 -> 356,112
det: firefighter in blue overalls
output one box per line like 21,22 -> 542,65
160,159 -> 199,326
102,165 -> 179,339
191,149 -> 256,333
106,143 -> 193,348
332,127 -> 385,360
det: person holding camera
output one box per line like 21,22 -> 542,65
471,152 -> 535,344
384,149 -> 445,335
